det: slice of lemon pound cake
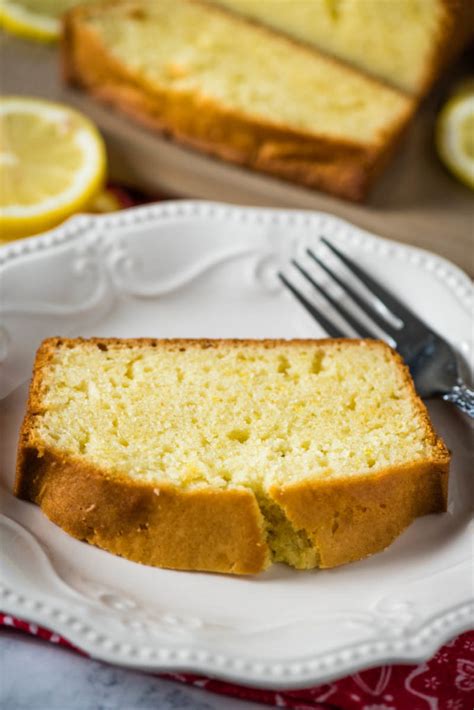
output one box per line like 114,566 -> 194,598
62,0 -> 415,201
211,0 -> 474,96
15,338 -> 449,574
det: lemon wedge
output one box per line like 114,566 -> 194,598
0,97 -> 106,240
0,1 -> 91,42
436,89 -> 474,190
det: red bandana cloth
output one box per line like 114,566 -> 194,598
0,614 -> 472,709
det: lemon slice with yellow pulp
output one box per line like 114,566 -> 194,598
0,1 -> 92,42
436,90 -> 474,190
0,97 -> 106,240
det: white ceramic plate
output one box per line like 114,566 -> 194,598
0,201 -> 472,689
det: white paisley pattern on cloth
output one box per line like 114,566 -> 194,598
405,663 -> 439,710
354,667 -> 392,696
455,659 -> 474,692
445,699 -> 465,710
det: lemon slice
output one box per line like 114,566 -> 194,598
0,1 -> 92,42
0,97 -> 106,240
436,90 -> 474,190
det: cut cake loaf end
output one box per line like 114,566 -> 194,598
211,0 -> 474,96
61,0 -> 416,201
15,338 -> 450,575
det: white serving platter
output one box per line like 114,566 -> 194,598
0,201 -> 472,689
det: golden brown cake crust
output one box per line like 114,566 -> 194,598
14,337 -> 450,574
418,0 -> 474,97
271,461 -> 448,568
16,446 -> 270,574
61,1 -> 415,202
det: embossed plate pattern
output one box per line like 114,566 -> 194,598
0,201 -> 472,688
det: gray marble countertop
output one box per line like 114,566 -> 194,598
1,631 -> 268,710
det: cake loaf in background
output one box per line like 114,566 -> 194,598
211,0 -> 474,96
62,0 -> 415,201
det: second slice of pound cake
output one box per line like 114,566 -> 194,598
211,0 -> 474,96
15,338 -> 449,574
62,0 -> 415,201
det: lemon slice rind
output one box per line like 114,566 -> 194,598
0,1 -> 58,41
0,97 -> 106,240
436,93 -> 474,191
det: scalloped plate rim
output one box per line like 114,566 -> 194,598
0,201 -> 472,309
0,581 -> 472,689
0,199 -> 472,689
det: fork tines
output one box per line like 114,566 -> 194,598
278,238 -> 426,344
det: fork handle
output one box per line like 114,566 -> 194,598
442,383 -> 474,418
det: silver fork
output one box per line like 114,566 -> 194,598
278,238 -> 474,418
